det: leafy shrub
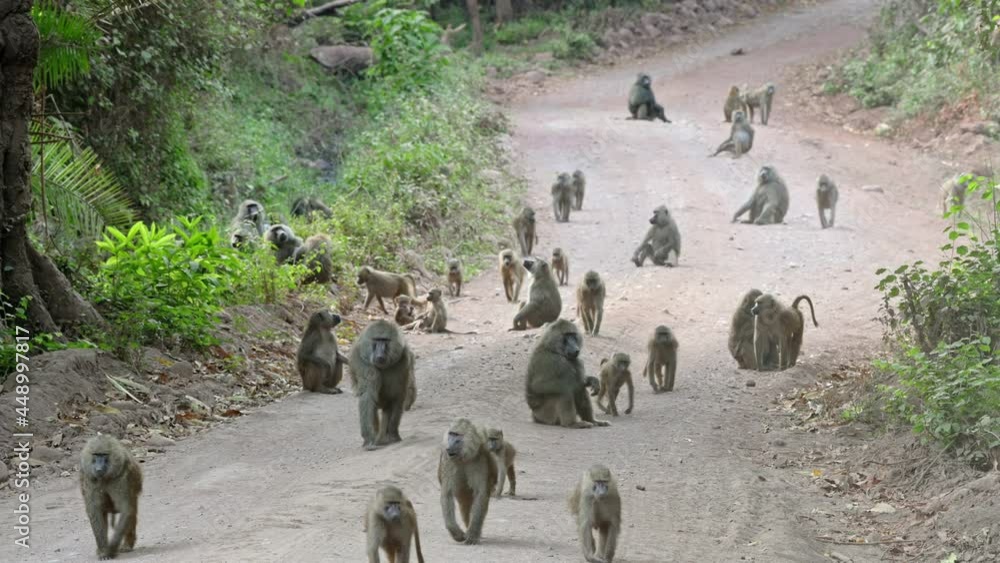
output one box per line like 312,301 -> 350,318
553,30 -> 598,60
346,5 -> 446,93
495,17 -> 550,45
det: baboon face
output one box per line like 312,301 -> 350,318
733,110 -> 746,124
584,271 -> 600,288
376,486 -> 405,521
485,428 -> 504,452
370,337 -> 393,368
758,166 -> 776,185
559,331 -> 581,360
231,232 -> 247,248
650,206 -> 672,226
636,73 -> 651,87
552,248 -> 563,260
526,258 -> 550,277
573,170 -> 584,181
740,290 -> 763,314
751,294 -> 777,318
610,352 -> 630,370
654,325 -> 673,344
588,465 -> 613,496
444,418 -> 478,459
382,499 -> 402,521
310,310 -> 341,330
427,288 -> 443,303
524,208 -> 536,223
728,85 -> 739,96
767,84 -> 776,96
88,453 -> 112,478
449,259 -> 460,273
357,266 -> 370,285
245,203 -> 261,222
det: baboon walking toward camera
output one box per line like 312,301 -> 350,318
816,174 -> 839,229
297,310 -> 348,394
595,353 -> 633,417
525,319 -> 609,428
349,320 -> 417,450
552,172 -> 574,222
512,258 -> 562,330
632,205 -> 681,267
569,465 -> 621,563
576,270 -> 606,336
80,435 -> 143,560
512,207 -> 539,256
447,259 -> 463,297
365,486 -> 425,563
572,170 -> 586,210
645,325 -> 678,392
751,294 -> 819,371
552,248 -> 570,286
485,428 -> 517,498
499,249 -> 527,303
728,289 -> 776,370
438,418 -> 498,545
732,165 -> 789,225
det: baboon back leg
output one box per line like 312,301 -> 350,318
376,295 -> 389,314
457,491 -> 473,527
829,206 -> 836,227
666,360 -> 677,392
382,402 -> 404,443
593,308 -> 603,336
360,396 -> 380,449
364,292 -> 376,311
574,387 -> 601,426
507,464 -> 516,496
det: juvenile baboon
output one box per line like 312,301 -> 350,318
292,233 -> 334,284
632,205 -> 681,267
297,310 -> 348,394
723,85 -> 748,122
568,465 -> 621,563
711,110 -> 754,157
524,319 -> 610,428
405,289 -> 476,334
732,165 -> 789,225
644,325 -> 678,393
552,172 -> 574,223
358,266 -> 418,314
499,249 -> 528,303
628,72 -> 671,123
512,207 -> 539,256
939,170 -> 990,216
752,294 -> 819,371
576,270 -> 605,336
349,320 -> 417,450
394,295 -> 417,326
264,224 -> 303,263
596,353 -> 633,417
485,428 -> 517,498
512,258 -> 562,330
551,247 -> 570,286
365,486 -> 426,563
572,170 -> 586,210
743,82 -> 776,125
447,259 -> 463,297
438,418 -> 498,545
728,289 -> 776,370
229,199 -> 269,248
80,435 -> 143,560
816,174 -> 839,229
290,195 -> 333,221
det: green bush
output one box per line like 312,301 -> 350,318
495,17 -> 551,45
553,30 -> 598,60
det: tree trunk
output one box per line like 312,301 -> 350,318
465,0 -> 483,55
496,0 -> 514,24
1,0 -> 103,335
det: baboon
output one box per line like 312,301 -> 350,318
644,325 -> 678,393
512,258 -> 562,330
552,172 -> 574,223
292,233 -> 334,284
264,224 -> 303,263
628,72 -> 671,123
447,259 -> 463,297
499,249 -> 527,303
732,165 -> 789,225
723,85 -> 748,122
816,174 -> 839,229
358,266 -> 418,314
438,418 -> 498,545
939,170 -> 991,216
572,170 -> 586,210
485,428 -> 517,498
632,205 -> 681,267
349,320 -> 417,450
727,289 -> 776,370
229,199 -> 269,247
743,82 -> 776,125
297,310 -> 348,394
290,195 -> 333,221
576,270 -> 605,336
752,294 -> 819,371
595,353 -> 633,417
512,207 -> 539,256
711,110 -> 754,157
405,288 -> 476,334
80,435 -> 143,560
394,295 -> 417,326
552,247 -> 570,286
365,486 -> 426,563
568,465 -> 621,563
524,319 -> 610,428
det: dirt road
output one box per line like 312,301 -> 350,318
3,1 -> 957,561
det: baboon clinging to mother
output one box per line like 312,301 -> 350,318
438,418 -> 498,545
349,320 -> 417,450
80,434 -> 143,560
569,464 -> 622,563
752,293 -> 819,371
525,319 -> 609,428
632,205 -> 681,267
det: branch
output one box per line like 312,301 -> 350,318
287,0 -> 366,27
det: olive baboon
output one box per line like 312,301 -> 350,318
358,266 -> 418,314
572,170 -> 586,210
939,170 -> 991,216
524,319 -> 610,428
645,325 -> 678,393
743,83 -> 776,125
229,199 -> 269,248
576,270 -> 605,336
80,435 -> 143,560
732,165 -> 789,225
512,258 -> 562,330
512,207 -> 539,256
723,85 -> 748,122
447,259 -> 463,297
438,418 -> 498,545
816,174 -> 839,229
628,72 -> 671,123
727,289 -> 776,370
394,295 -> 417,326
365,486 -> 426,563
595,353 -> 633,417
752,294 -> 819,371
405,289 -> 477,334
711,110 -> 754,157
552,172 -> 574,223
291,196 -> 333,221
499,249 -> 527,303
569,465 -> 621,563
552,247 -> 570,286
264,224 -> 303,263
297,310 -> 348,394
485,428 -> 517,498
632,205 -> 682,267
293,233 -> 334,284
349,320 -> 417,450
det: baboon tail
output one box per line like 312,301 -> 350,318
792,295 -> 819,327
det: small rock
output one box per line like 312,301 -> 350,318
522,70 -> 546,84
635,484 -> 646,491
772,439 -> 787,447
757,475 -> 766,482
869,502 -> 896,514
167,360 -> 194,380
745,380 -> 756,387
31,445 -> 67,464
729,47 -> 745,55
145,433 -> 176,448
861,185 -> 884,193
874,123 -> 893,137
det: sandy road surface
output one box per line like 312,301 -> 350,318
3,1 -> 957,561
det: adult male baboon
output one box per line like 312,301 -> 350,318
297,310 -> 348,394
595,353 -> 633,417
365,486 -> 425,563
264,224 -> 303,263
293,233 -> 334,284
525,319 -> 610,428
632,205 -> 681,267
711,110 -> 754,157
645,325 -> 678,393
628,72 -> 671,123
723,85 -> 748,123
438,418 -> 498,545
447,259 -> 463,297
732,165 -> 789,225
728,289 -> 776,370
552,172 -> 574,223
349,320 -> 417,450
751,294 -> 819,371
743,82 -> 776,125
485,428 -> 517,498
572,170 -> 586,210
290,195 -> 333,221
499,249 -> 527,303
512,207 -> 539,256
576,270 -> 605,336
80,435 -> 143,560
569,464 -> 621,563
229,199 -> 269,248
358,266 -> 418,314
512,258 -> 562,330
816,174 -> 839,229
551,247 -> 570,286
394,295 -> 417,326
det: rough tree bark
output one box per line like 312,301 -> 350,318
466,0 -> 483,54
1,0 -> 103,334
496,0 -> 514,24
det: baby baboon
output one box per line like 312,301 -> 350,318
596,353 -> 633,417
394,295 -> 417,326
349,320 -> 417,450
732,165 -> 789,225
576,270 -> 606,336
728,289 -> 776,370
297,310 -> 348,394
290,195 -> 333,221
512,258 -> 562,330
264,224 -> 303,263
743,82 -> 776,125
229,199 -> 269,248
752,294 -> 819,371
485,428 -> 517,498
552,172 -> 574,223
816,174 -> 839,229
723,85 -> 748,123
644,325 -> 678,393
365,486 -> 425,563
447,259 -> 463,297
525,319 -> 609,428
572,170 -> 586,210
438,418 -> 498,545
569,465 -> 621,563
628,72 -> 671,123
711,110 -> 754,157
512,207 -> 539,256
551,247 -> 570,286
499,249 -> 527,303
80,435 -> 143,560
292,233 -> 334,284
358,266 -> 418,314
632,205 -> 682,267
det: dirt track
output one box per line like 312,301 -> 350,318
2,1 -> 960,561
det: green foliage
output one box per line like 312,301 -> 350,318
354,7 -> 448,93
31,1 -> 100,91
495,17 -> 551,44
552,29 -> 598,60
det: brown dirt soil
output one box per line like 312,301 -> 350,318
2,1 -> 997,562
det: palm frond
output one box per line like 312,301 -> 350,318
32,1 -> 101,90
